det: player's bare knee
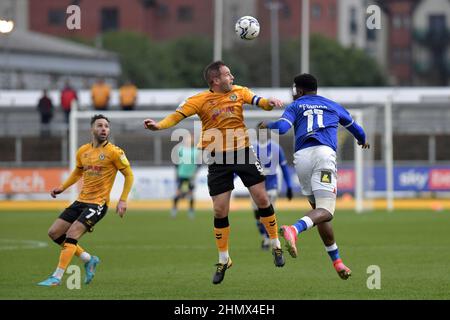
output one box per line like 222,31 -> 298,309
66,223 -> 86,240
320,208 -> 334,222
213,205 -> 228,218
47,228 -> 59,240
214,211 -> 228,219
256,199 -> 270,209
65,231 -> 82,240
254,193 -> 270,208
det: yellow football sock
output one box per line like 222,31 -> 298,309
260,214 -> 279,239
57,241 -> 78,270
57,239 -> 84,257
214,226 -> 230,252
75,244 -> 85,257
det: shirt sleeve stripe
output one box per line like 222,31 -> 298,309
255,97 -> 261,105
344,120 -> 354,128
251,95 -> 257,105
176,110 -> 187,118
280,117 -> 293,127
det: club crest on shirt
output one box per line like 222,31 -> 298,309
230,94 -> 237,101
99,153 -> 105,160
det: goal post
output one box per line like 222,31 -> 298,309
350,110 -> 370,213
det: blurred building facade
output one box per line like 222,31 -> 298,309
380,0 -> 420,85
28,0 -> 213,41
0,30 -> 121,90
338,0 -> 388,71
0,0 -> 121,90
1,0 -> 449,86
411,0 -> 450,86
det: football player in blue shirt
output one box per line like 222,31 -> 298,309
252,128 -> 293,250
259,74 -> 370,279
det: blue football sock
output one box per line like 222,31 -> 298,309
293,220 -> 308,234
293,216 -> 314,234
326,244 -> 340,262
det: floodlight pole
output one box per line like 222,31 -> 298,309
0,19 -> 14,89
301,0 -> 310,73
268,1 -> 281,87
213,0 -> 223,61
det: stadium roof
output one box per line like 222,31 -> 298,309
0,30 -> 120,76
0,29 -> 116,59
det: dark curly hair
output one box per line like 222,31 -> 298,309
90,114 -> 110,126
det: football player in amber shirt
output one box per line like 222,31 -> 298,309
91,78 -> 111,110
38,115 -> 134,287
144,61 -> 286,284
119,80 -> 138,111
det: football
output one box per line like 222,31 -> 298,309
235,16 -> 260,40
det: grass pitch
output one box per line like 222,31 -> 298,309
0,208 -> 449,300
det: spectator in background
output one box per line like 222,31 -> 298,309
91,78 -> 111,110
119,80 -> 138,111
60,80 -> 78,124
37,89 -> 54,137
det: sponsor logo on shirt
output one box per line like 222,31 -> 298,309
321,171 -> 332,183
211,106 -> 235,121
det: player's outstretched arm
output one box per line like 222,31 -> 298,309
338,105 -> 370,149
345,121 -> 370,149
258,102 -> 294,134
144,112 -> 185,131
242,88 -> 283,111
117,166 -> 134,218
50,167 -> 82,198
258,118 -> 292,135
357,141 -> 371,149
257,97 -> 283,111
143,118 -> 160,131
50,187 -> 64,198
268,98 -> 283,108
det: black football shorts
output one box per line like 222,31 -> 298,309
59,201 -> 108,232
207,146 -> 265,196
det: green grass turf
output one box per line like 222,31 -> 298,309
0,208 -> 449,300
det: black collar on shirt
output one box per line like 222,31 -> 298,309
91,140 -> 109,148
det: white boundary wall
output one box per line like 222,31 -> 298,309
1,87 -> 449,108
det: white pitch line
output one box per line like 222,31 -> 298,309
0,239 -> 48,251
94,244 -> 215,250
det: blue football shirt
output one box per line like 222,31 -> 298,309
279,95 -> 355,152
